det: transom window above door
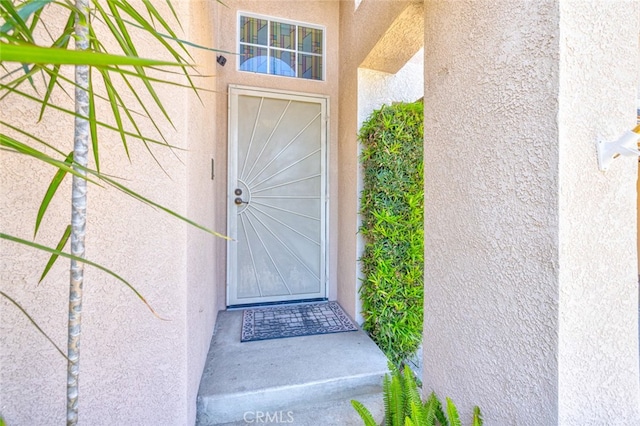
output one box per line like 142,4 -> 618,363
238,14 -> 324,81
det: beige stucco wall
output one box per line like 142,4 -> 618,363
423,0 -> 639,423
0,2 -> 220,424
185,1 -> 221,424
212,0 -> 340,310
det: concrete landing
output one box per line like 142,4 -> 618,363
196,309 -> 389,425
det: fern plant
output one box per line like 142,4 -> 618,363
351,364 -> 483,426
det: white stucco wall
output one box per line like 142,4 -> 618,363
423,0 -> 639,424
0,2 -> 220,424
357,49 -> 424,128
557,2 -> 640,423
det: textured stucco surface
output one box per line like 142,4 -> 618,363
557,2 -> 640,423
185,2 -> 220,424
423,0 -> 639,424
423,1 -> 561,423
3,1 -> 637,424
0,1 -> 220,424
360,2 -> 424,74
358,49 -> 424,128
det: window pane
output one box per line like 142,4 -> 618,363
240,16 -> 268,45
239,45 -> 268,73
298,54 -> 322,80
298,26 -> 323,54
270,21 -> 295,50
270,49 -> 296,77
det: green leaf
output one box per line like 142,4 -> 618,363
0,133 -> 101,186
39,12 -> 76,121
95,1 -> 175,126
141,0 -> 190,57
350,400 -> 378,426
383,373 -> 392,426
423,393 -> 437,425
391,371 -> 404,426
0,289 -> 67,360
445,398 -> 461,426
2,85 -> 184,149
2,133 -> 228,243
358,101 -> 424,365
97,68 -> 130,159
88,67 -> 100,172
35,151 -> 74,238
430,393 -> 448,426
38,225 -> 71,283
1,233 -> 164,319
472,406 -> 483,426
0,42 -> 182,67
94,171 -> 231,241
0,0 -> 54,34
0,120 -> 66,156
0,0 -> 36,42
116,14 -> 233,56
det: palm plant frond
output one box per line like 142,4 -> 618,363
1,233 -> 165,320
34,151 -> 74,238
38,224 -> 71,283
1,0 -> 229,423
0,289 -> 68,360
1,136 -> 229,241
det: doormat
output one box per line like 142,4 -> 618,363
241,301 -> 358,342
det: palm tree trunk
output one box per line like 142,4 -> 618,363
68,0 -> 90,424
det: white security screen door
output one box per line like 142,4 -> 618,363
227,86 -> 328,306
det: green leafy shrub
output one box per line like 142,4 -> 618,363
358,102 -> 424,366
351,364 -> 483,426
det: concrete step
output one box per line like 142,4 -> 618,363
211,392 -> 385,426
196,309 -> 389,425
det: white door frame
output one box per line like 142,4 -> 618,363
226,85 -> 329,306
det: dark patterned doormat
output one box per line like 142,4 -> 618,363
241,301 -> 358,342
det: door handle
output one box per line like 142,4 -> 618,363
234,197 -> 248,205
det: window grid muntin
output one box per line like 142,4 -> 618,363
238,13 -> 324,80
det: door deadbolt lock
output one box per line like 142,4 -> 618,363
234,188 -> 242,196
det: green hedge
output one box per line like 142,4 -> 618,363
358,101 -> 424,366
